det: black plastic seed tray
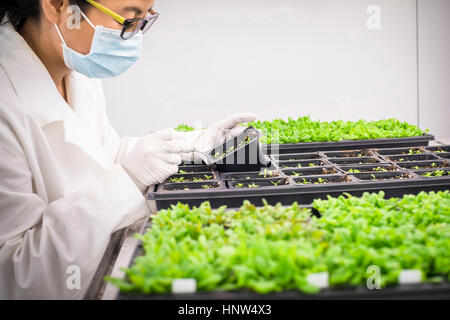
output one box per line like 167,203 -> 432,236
262,134 -> 434,154
148,145 -> 450,210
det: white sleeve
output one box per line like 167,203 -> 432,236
0,122 -> 149,299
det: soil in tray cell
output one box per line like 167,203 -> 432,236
278,159 -> 328,169
437,153 -> 450,159
375,147 -> 425,156
329,156 -> 381,165
324,149 -> 373,158
230,178 -> 289,189
351,171 -> 412,181
222,169 -> 280,180
414,169 -> 450,178
166,173 -> 215,183
272,152 -> 322,161
293,174 -> 352,185
163,181 -> 221,191
283,166 -> 338,177
386,154 -> 439,162
339,164 -> 399,173
396,160 -> 450,170
425,145 -> 450,153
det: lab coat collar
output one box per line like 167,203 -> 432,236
0,26 -> 114,171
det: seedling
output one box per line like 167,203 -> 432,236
348,169 -> 361,173
202,184 -> 214,189
373,166 -> 388,172
258,169 -> 277,178
408,149 -> 423,155
421,170 -> 449,177
169,177 -> 186,183
315,178 -> 326,184
292,172 -> 302,177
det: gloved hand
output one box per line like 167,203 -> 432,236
121,129 -> 186,192
176,112 -> 258,164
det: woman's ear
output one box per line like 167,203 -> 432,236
41,0 -> 71,24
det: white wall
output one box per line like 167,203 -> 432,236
418,0 -> 450,139
103,0 -> 420,137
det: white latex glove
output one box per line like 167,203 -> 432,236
121,129 -> 186,192
176,112 -> 258,164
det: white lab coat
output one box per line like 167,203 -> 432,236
0,25 -> 150,299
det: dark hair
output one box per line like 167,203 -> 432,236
0,0 -> 89,31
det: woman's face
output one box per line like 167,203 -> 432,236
56,0 -> 155,55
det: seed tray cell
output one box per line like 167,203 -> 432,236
323,149 -> 374,158
395,160 -> 450,170
438,153 -> 450,159
221,170 -> 281,180
271,152 -> 322,161
375,147 -> 426,156
292,174 -> 354,185
385,154 -> 440,162
329,156 -> 382,165
160,181 -> 222,192
208,127 -> 268,172
277,159 -> 330,169
282,166 -> 340,177
228,178 -> 290,189
351,171 -> 413,181
413,168 -> 450,178
338,163 -> 401,173
425,145 -> 450,153
165,173 -> 217,183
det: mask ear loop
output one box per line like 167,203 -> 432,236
54,23 -> 67,46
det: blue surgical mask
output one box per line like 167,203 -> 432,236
54,10 -> 143,78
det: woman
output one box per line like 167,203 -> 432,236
0,0 -> 256,299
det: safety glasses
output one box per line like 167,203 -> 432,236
84,0 -> 159,40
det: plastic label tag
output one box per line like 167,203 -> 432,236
171,278 -> 197,294
307,272 -> 329,289
398,270 -> 422,284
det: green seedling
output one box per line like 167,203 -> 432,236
175,124 -> 195,132
422,170 -> 448,177
408,149 -> 422,155
258,169 -> 276,178
373,167 -> 388,172
271,180 -> 283,186
348,169 -> 361,173
169,177 -> 186,183
201,185 -> 214,189
291,172 -> 302,177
